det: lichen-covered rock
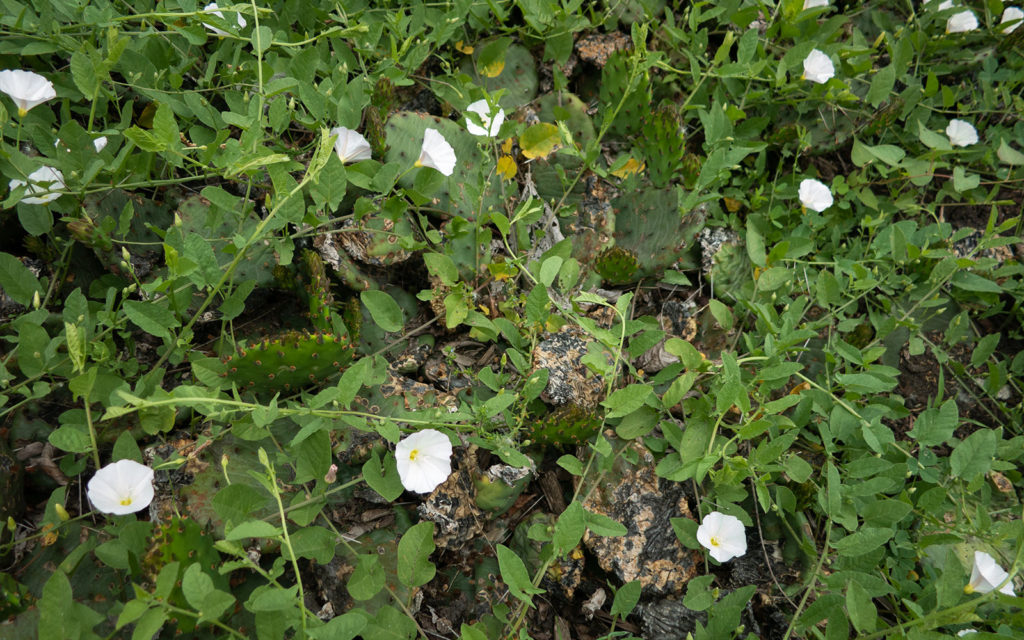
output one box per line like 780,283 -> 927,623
417,465 -> 483,551
575,32 -> 631,67
579,441 -> 702,596
531,325 -> 605,409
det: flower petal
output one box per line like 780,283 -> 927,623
417,128 -> 457,176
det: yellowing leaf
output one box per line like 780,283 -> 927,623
501,138 -> 515,154
497,155 -> 517,180
611,157 -> 645,178
481,59 -> 505,78
455,40 -> 474,54
723,197 -> 743,212
519,123 -> 560,159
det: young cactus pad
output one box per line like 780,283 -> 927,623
220,330 -> 355,393
527,405 -> 601,446
461,41 -> 538,110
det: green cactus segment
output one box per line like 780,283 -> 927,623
527,405 -> 601,446
536,92 -> 595,150
365,77 -> 395,157
605,187 -> 702,283
72,188 -> 175,275
461,42 -> 538,110
700,228 -> 753,299
637,103 -> 685,188
384,110 -> 503,221
220,330 -> 355,392
472,465 -> 532,514
600,51 -> 651,139
174,194 -> 277,288
301,249 -> 334,333
594,246 -> 640,285
680,152 -> 702,190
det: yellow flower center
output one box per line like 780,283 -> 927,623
119,496 -> 133,506
710,536 -> 720,547
964,584 -> 975,594
18,107 -> 28,118
409,449 -> 419,461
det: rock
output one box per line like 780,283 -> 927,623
579,441 -> 702,596
531,325 -> 606,409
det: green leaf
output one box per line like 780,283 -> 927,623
347,554 -> 386,600
0,252 -> 42,306
123,299 -> 180,339
124,125 -> 166,152
601,384 -> 652,419
38,571 -> 73,640
397,521 -> 436,588
908,399 -> 958,447
182,563 -> 235,621
950,271 -> 1002,293
832,527 -> 894,556
152,102 -> 179,146
225,520 -> 282,541
553,501 -> 586,554
286,526 -> 337,564
252,25 -> 273,53
997,139 -> 1024,165
423,252 -> 458,286
496,543 -> 544,606
361,289 -> 404,333
70,47 -> 102,97
585,510 -> 627,537
682,574 -> 714,611
610,580 -> 642,618
846,580 -> 877,633
308,613 -> 367,640
363,451 -> 404,501
866,64 -> 895,108
671,516 -> 701,549
557,454 -> 583,476
952,166 -> 980,193
950,429 -> 997,479
519,123 -> 560,159
708,298 -> 734,330
916,121 -> 951,150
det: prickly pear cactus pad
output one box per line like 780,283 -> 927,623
460,41 -> 539,110
219,330 -> 355,393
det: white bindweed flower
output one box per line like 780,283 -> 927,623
1001,7 -> 1024,33
0,69 -> 56,117
203,2 -> 246,36
415,128 -> 456,176
464,99 -> 506,137
965,550 -> 1015,596
86,459 -> 155,516
947,9 -> 978,33
93,136 -> 108,152
9,166 -> 65,204
799,178 -> 833,212
802,49 -> 835,84
330,126 -> 372,163
956,630 -> 978,637
946,119 -> 979,147
938,0 -> 954,9
696,511 -> 747,562
803,0 -> 829,8
395,429 -> 453,494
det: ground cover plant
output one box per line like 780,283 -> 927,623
1,0 -> 1024,638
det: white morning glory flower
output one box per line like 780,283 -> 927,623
947,9 -> 978,33
946,119 -> 979,147
464,99 -> 505,137
802,49 -> 835,84
329,126 -> 372,163
86,459 -> 155,516
93,136 -> 108,152
965,550 -> 1015,596
9,166 -> 65,204
938,0 -> 955,9
395,428 -> 453,494
799,178 -> 833,212
203,2 -> 246,36
1001,7 -> 1024,33
803,0 -> 829,8
696,511 -> 747,562
956,630 -> 978,637
0,69 -> 56,117
415,128 -> 456,177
